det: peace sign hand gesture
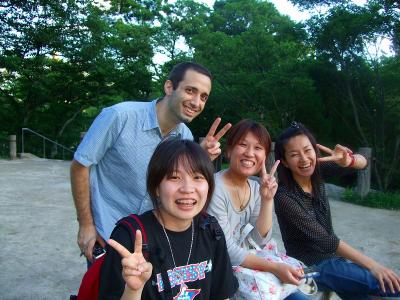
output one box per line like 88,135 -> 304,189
200,117 -> 232,161
317,144 -> 353,167
259,160 -> 280,201
108,230 -> 152,293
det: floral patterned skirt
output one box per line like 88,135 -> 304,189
232,239 -> 303,300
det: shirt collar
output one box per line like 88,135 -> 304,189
142,98 -> 161,131
142,98 -> 182,138
293,181 -> 313,199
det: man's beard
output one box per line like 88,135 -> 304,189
169,100 -> 196,124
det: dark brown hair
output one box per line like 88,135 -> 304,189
146,138 -> 215,212
226,119 -> 272,156
167,62 -> 212,90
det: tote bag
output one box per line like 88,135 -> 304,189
232,238 -> 302,300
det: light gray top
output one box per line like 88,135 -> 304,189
207,170 -> 272,266
74,99 -> 193,240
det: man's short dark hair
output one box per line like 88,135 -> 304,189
167,62 -> 212,89
147,138 -> 215,212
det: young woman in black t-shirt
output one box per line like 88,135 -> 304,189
99,139 -> 238,300
274,122 -> 400,299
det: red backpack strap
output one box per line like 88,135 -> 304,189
118,214 -> 149,259
76,214 -> 148,300
119,214 -> 173,299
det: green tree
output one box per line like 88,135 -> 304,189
306,3 -> 400,189
187,0 -> 326,139
289,0 -> 399,55
0,0 -> 158,154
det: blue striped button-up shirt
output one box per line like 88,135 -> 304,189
74,99 -> 193,239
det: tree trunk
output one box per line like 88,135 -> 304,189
57,107 -> 85,137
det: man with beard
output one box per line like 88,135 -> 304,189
70,62 -> 231,262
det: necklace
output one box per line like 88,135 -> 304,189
161,220 -> 194,269
234,182 -> 248,211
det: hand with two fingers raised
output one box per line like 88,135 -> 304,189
259,160 -> 280,201
200,117 -> 231,161
108,230 -> 152,295
317,144 -> 353,168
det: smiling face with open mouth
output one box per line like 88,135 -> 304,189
156,160 -> 209,231
228,131 -> 267,178
167,69 -> 211,124
282,134 -> 317,181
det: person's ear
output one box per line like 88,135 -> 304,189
164,80 -> 173,96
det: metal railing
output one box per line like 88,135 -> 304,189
21,128 -> 74,160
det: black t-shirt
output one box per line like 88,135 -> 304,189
99,211 -> 238,300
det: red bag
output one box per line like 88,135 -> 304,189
71,214 -> 148,300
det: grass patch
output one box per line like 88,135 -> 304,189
342,188 -> 400,210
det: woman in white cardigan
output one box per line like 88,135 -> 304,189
207,119 -> 308,300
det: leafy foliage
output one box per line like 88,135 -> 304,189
0,0 -> 399,191
303,2 -> 400,189
186,0 -> 326,139
343,188 -> 400,210
0,0 -> 156,152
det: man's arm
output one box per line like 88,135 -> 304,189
70,159 -> 103,261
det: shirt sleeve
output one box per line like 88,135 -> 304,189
74,106 -> 123,167
207,185 -> 248,266
210,230 -> 239,299
99,226 -> 134,300
274,191 -> 340,254
178,123 -> 194,140
320,161 -> 357,179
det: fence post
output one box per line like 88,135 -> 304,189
9,135 -> 17,160
21,128 -> 25,155
266,142 -> 276,173
356,147 -> 372,197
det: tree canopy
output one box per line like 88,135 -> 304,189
1,0 -> 399,190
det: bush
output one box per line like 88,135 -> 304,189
342,189 -> 400,210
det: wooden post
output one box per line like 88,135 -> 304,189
356,147 -> 372,197
266,142 -> 275,173
9,135 -> 17,160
